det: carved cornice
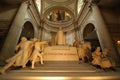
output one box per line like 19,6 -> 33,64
44,22 -> 75,32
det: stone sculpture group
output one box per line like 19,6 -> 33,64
73,36 -> 116,70
92,47 -> 116,70
0,27 -> 116,74
0,37 -> 47,74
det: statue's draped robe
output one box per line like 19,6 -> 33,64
55,29 -> 66,45
14,41 -> 33,66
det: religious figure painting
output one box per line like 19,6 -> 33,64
47,9 -> 71,22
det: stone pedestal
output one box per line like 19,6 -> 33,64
43,46 -> 78,61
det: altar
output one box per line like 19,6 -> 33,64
43,46 -> 79,61
43,27 -> 78,61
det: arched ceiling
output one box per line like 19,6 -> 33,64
0,0 -> 120,32
41,0 -> 77,32
40,0 -> 120,32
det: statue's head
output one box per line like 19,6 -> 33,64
96,46 -> 100,52
21,37 -> 27,41
30,38 -> 38,42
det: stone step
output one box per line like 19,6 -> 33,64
9,67 -> 97,73
35,61 -> 92,67
0,61 -> 120,80
8,61 -> 97,73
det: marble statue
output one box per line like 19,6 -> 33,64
92,47 -> 116,70
13,37 -> 34,68
91,47 -> 101,66
77,41 -> 92,63
100,48 -> 116,70
0,37 -> 34,74
55,27 -> 66,45
82,41 -> 92,62
73,36 -> 80,47
29,41 -> 48,69
77,44 -> 86,62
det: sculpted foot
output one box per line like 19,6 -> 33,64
0,69 -> 5,74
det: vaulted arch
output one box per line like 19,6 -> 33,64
83,23 -> 100,51
20,21 -> 34,40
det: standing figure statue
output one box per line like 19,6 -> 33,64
13,37 -> 33,68
82,41 -> 92,62
77,42 -> 92,63
77,44 -> 86,63
73,36 -> 80,47
0,37 -> 33,74
55,27 -> 66,45
91,46 -> 101,66
29,41 -> 48,69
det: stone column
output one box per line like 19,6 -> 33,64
74,21 -> 80,42
92,4 -> 120,63
50,32 -> 56,45
0,1 -> 28,64
39,20 -> 44,41
37,26 -> 41,41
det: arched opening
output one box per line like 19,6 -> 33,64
20,21 -> 34,40
83,23 -> 100,51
